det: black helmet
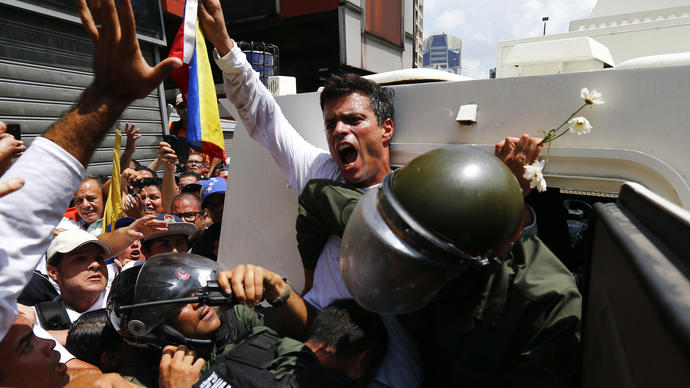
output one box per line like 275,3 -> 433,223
107,253 -> 233,348
340,145 -> 524,314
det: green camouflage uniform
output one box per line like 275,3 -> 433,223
297,178 -> 582,387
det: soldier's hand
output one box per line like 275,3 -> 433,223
495,134 -> 543,197
76,0 -> 181,106
159,345 -> 204,388
217,264 -> 286,307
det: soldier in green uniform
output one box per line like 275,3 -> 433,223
107,254 -> 387,387
296,146 -> 581,387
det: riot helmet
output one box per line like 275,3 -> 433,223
340,145 -> 524,314
108,253 -> 234,348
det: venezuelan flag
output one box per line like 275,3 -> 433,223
103,128 -> 123,234
169,0 -> 226,160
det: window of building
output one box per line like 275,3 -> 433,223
364,0 -> 402,47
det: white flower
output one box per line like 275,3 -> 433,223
580,88 -> 604,105
535,176 -> 547,192
568,116 -> 592,135
523,160 -> 547,192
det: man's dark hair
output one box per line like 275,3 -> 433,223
132,177 -> 162,190
180,171 -> 201,182
134,165 -> 158,179
307,299 -> 388,377
47,252 -> 64,268
319,73 -> 394,126
66,309 -> 123,370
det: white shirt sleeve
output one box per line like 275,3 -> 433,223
214,43 -> 340,194
0,137 -> 85,341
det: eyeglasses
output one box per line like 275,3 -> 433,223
187,160 -> 203,165
173,212 -> 203,222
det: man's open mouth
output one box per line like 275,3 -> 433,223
200,306 -> 213,321
338,143 -> 358,167
87,274 -> 103,282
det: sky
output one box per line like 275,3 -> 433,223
423,0 -> 599,78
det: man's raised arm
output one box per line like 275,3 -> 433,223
0,0 -> 180,341
44,0 -> 181,167
198,0 -> 335,195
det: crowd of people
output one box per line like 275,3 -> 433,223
0,0 -> 582,387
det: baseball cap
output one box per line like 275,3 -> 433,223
200,177 -> 227,208
142,214 -> 196,242
47,229 -> 113,265
181,181 -> 203,194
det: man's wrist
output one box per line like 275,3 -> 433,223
267,278 -> 292,307
214,36 -> 234,57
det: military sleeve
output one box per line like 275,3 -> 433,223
295,179 -> 364,269
512,234 -> 582,388
216,304 -> 265,350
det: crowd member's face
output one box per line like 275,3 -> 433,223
176,107 -> 187,121
324,92 -> 393,187
186,155 -> 204,174
140,185 -> 164,215
172,197 -> 204,236
178,175 -> 198,189
119,239 -> 143,265
168,303 -> 221,340
205,193 -> 225,225
47,244 -> 107,305
218,170 -> 229,180
0,315 -> 69,388
147,235 -> 189,257
74,180 -> 103,224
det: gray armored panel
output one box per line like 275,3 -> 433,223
583,183 -> 690,387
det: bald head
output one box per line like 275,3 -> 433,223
74,177 -> 103,225
171,193 -> 204,238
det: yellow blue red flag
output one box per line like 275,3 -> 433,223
103,128 -> 123,234
168,0 -> 226,160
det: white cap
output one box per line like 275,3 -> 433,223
47,229 -> 112,264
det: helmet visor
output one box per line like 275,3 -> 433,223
127,253 -> 218,337
341,188 -> 462,314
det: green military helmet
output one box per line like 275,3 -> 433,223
391,145 -> 524,256
340,145 -> 524,314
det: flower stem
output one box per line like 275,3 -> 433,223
538,103 -> 588,145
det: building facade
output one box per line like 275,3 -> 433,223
0,0 -> 170,176
496,0 -> 690,78
422,33 -> 462,74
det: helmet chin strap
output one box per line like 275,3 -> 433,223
158,324 -> 213,347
